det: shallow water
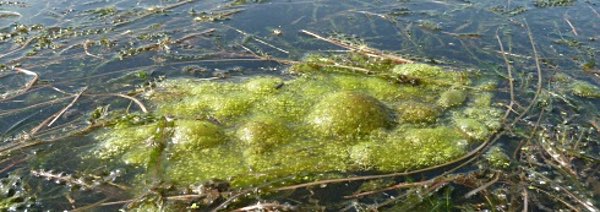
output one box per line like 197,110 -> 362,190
1,0 -> 599,211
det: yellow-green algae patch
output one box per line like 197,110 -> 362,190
92,54 -> 502,187
308,91 -> 394,137
549,72 -> 600,99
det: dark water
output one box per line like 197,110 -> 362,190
1,0 -> 599,211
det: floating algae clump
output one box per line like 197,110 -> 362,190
308,91 -> 394,137
438,89 -> 467,108
92,54 -> 502,187
571,81 -> 600,98
549,73 -> 600,99
396,101 -> 440,124
172,120 -> 225,151
237,116 -> 291,152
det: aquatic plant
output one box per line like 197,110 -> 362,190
0,174 -> 36,211
89,53 -> 501,191
0,0 -> 598,211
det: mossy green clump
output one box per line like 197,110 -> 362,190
92,54 -> 502,187
172,120 -> 225,151
243,76 -> 284,94
391,63 -> 470,87
93,123 -> 158,165
454,118 -> 490,141
534,0 -> 575,8
350,127 -> 467,171
437,89 -> 467,108
396,101 -> 440,123
571,81 -> 600,98
308,91 -> 394,137
485,147 -> 511,169
237,116 -> 291,152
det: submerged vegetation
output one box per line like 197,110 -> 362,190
0,0 -> 599,211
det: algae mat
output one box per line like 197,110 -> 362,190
92,54 -> 502,187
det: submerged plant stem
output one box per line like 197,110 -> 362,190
300,30 -> 414,64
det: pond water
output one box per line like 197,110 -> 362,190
1,0 -> 599,211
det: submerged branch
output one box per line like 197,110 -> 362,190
509,20 -> 544,128
30,87 -> 87,135
1,67 -> 40,101
300,30 -> 414,64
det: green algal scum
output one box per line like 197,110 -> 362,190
90,53 -> 503,187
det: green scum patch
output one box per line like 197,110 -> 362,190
90,54 -> 502,187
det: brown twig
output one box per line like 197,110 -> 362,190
496,30 -> 517,122
211,188 -> 254,212
13,67 -> 39,91
0,156 -> 29,174
588,5 -> 600,19
300,29 -> 414,64
523,187 -> 529,212
1,67 -> 41,101
563,16 -> 578,36
509,19 -> 543,128
514,109 -> 544,159
0,96 -> 73,117
0,37 -> 35,59
324,64 -> 372,74
228,26 -> 290,54
29,87 -> 87,135
344,178 -> 441,199
238,44 -> 298,65
464,173 -> 500,198
114,0 -> 196,27
174,28 -> 216,44
83,40 -> 104,60
232,202 -> 294,212
47,87 -> 87,127
85,93 -> 148,113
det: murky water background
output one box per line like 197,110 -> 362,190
1,0 -> 599,211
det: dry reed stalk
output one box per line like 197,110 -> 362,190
30,87 -> 87,135
300,30 -> 414,64
509,20 -> 544,128
496,30 -> 517,121
563,16 -> 578,36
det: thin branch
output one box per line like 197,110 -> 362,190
510,19 -> 543,128
300,29 -> 414,64
563,16 -> 578,36
0,156 -> 29,174
13,68 -> 39,90
344,179 -> 441,199
0,37 -> 35,59
30,87 -> 87,135
523,187 -> 529,212
83,40 -> 104,60
228,26 -> 290,54
114,0 -> 196,27
90,93 -> 148,113
588,5 -> 600,19
496,30 -> 516,121
174,28 -> 216,43
232,202 -> 294,212
0,96 -> 73,117
464,173 -> 500,198
47,87 -> 87,127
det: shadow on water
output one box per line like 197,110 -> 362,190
1,0 -> 599,211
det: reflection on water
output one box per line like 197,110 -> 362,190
0,0 -> 599,211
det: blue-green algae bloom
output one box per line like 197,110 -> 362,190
90,54 -> 502,187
